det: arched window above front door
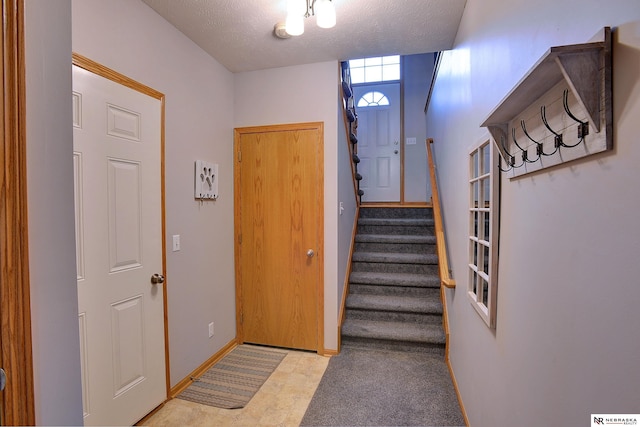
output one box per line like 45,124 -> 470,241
357,91 -> 390,107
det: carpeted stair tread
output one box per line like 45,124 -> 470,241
358,218 -> 434,227
342,206 -> 447,355
352,251 -> 438,264
342,318 -> 446,345
349,271 -> 441,288
355,234 -> 436,244
359,206 -> 434,219
346,294 -> 442,315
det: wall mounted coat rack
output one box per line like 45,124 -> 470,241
481,27 -> 612,178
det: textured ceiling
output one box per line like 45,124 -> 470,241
140,0 -> 467,73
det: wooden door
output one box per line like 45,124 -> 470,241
234,123 -> 324,352
353,83 -> 401,202
73,60 -> 166,426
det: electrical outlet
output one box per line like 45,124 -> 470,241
208,322 -> 214,338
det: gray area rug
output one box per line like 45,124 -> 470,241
177,344 -> 287,409
301,346 -> 465,426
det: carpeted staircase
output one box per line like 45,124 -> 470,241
341,206 -> 446,355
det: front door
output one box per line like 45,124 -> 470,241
234,123 -> 324,352
353,83 -> 401,202
73,61 -> 166,426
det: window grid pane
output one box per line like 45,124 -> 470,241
482,177 -> 490,209
349,55 -> 400,84
484,211 -> 490,242
482,278 -> 489,307
350,67 -> 365,84
468,140 -> 499,328
482,244 -> 489,275
383,55 -> 400,65
472,270 -> 478,296
366,66 -> 382,83
365,57 -> 382,66
383,65 -> 400,81
472,151 -> 479,178
481,143 -> 491,174
472,181 -> 479,208
473,211 -> 478,237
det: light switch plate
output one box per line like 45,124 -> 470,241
172,235 -> 180,252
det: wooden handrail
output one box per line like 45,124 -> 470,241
426,138 -> 456,288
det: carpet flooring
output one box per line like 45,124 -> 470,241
300,346 -> 465,426
342,207 -> 446,355
176,344 -> 287,409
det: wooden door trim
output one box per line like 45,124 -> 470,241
0,0 -> 35,424
71,53 -> 171,397
234,122 -> 325,354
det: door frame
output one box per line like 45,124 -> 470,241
0,0 -> 35,423
233,122 -> 325,354
72,53 -> 171,399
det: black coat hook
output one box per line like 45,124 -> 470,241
497,135 -> 523,171
539,106 -> 561,155
562,89 -> 588,147
515,124 -> 540,163
498,155 -> 512,172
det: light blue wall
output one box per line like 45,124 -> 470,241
25,0 -> 84,424
403,53 -> 435,202
427,1 -> 640,425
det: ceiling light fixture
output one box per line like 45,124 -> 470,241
280,0 -> 336,37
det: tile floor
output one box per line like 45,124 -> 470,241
143,350 -> 330,427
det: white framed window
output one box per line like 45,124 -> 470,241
356,91 -> 390,107
468,137 -> 500,328
349,55 -> 400,84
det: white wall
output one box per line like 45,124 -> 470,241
25,1 -> 84,424
426,1 -> 640,425
234,61 -> 341,351
72,0 -> 236,387
403,53 -> 434,202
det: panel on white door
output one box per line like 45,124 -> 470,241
360,158 -> 371,189
108,159 -> 142,272
73,92 -> 82,128
107,104 -> 141,141
73,152 -> 85,281
375,110 -> 390,146
78,312 -> 90,419
376,157 -> 391,188
111,296 -> 145,396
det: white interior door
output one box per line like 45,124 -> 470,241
353,83 -> 401,202
73,64 -> 166,426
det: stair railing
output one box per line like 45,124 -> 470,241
426,138 -> 456,289
340,61 -> 364,204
